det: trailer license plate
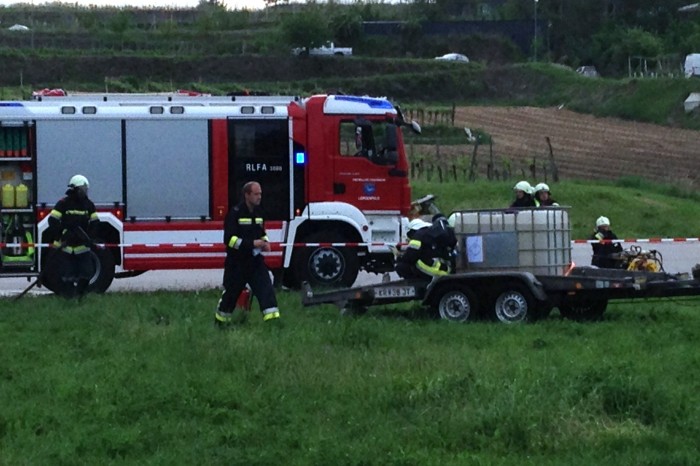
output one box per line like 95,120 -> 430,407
375,286 -> 416,298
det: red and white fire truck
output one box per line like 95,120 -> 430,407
0,92 -> 420,292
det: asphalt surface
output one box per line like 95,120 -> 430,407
1,242 -> 699,298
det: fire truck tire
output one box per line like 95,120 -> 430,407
558,299 -> 608,321
294,231 -> 360,287
434,285 -> 478,322
87,246 -> 115,293
491,284 -> 533,324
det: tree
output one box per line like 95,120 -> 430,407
280,9 -> 329,49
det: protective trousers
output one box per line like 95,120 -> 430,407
218,256 -> 277,314
57,249 -> 94,298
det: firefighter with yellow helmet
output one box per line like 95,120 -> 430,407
46,174 -> 99,298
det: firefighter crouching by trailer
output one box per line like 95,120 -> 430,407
215,181 -> 280,328
395,202 -> 457,280
46,174 -> 99,298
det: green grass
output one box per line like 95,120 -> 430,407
1,290 -> 699,464
409,179 -> 700,240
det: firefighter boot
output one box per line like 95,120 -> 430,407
76,278 -> 90,301
214,309 -> 234,329
262,307 -> 281,322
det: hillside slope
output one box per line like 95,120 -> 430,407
451,106 -> 699,186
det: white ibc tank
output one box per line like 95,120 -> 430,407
449,208 -> 571,275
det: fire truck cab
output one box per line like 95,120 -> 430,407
0,92 -> 417,293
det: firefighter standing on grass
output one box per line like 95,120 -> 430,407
46,174 -> 99,298
215,181 -> 280,327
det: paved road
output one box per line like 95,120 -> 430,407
2,242 -> 699,297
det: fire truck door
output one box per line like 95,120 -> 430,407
333,120 -> 404,212
226,119 -> 291,221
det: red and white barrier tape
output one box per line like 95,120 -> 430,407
2,238 -> 700,249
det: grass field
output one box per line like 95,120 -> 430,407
1,290 -> 699,464
1,180 -> 700,464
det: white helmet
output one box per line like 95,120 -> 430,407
596,216 -> 610,228
535,182 -> 550,193
68,174 -> 89,189
408,219 -> 431,231
513,180 -> 532,193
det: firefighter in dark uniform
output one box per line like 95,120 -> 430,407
215,181 -> 280,327
591,215 -> 623,269
395,205 -> 455,280
46,174 -> 99,298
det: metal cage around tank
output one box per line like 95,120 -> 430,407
448,207 -> 572,276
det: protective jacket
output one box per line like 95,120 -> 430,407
591,228 -> 622,268
510,194 -> 537,208
535,196 -> 559,207
47,190 -> 98,253
396,217 -> 454,279
223,201 -> 269,263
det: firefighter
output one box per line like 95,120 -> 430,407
46,174 -> 99,298
591,216 -> 623,269
395,205 -> 455,280
510,180 -> 537,208
534,182 -> 560,207
215,181 -> 280,328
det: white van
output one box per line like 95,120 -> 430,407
684,54 -> 700,78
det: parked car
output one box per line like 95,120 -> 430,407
8,24 -> 30,32
576,66 -> 599,78
435,53 -> 469,63
292,42 -> 352,57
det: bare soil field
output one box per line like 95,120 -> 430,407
450,106 -> 699,186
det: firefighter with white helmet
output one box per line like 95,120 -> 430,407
395,202 -> 456,279
534,182 -> 559,207
46,174 -> 99,298
591,215 -> 622,268
510,180 -> 536,208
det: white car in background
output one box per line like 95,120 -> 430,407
435,53 -> 469,63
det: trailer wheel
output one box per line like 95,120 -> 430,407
559,299 -> 608,321
294,231 -> 359,288
434,285 -> 478,322
492,285 -> 533,324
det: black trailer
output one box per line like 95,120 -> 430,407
302,205 -> 700,322
302,266 -> 700,323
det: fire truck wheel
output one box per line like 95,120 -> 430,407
491,285 -> 533,324
295,231 -> 360,287
558,299 -> 608,321
434,284 -> 478,322
87,246 -> 115,293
